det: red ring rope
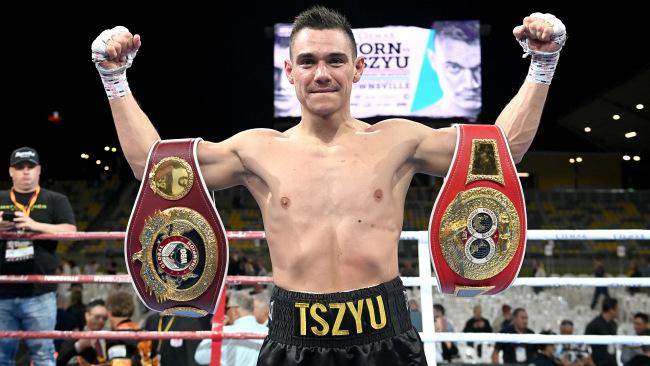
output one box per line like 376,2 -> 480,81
0,231 -> 266,241
0,275 -> 273,284
0,330 -> 267,340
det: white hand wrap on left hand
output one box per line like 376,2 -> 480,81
518,13 -> 567,85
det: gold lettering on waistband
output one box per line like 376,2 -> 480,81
346,299 -> 364,334
366,295 -> 387,330
329,303 -> 349,336
295,303 -> 309,336
310,303 -> 329,336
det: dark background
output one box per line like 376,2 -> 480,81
3,1 -> 648,186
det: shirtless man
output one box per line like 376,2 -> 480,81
92,6 -> 565,365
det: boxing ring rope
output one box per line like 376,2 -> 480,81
1,274 -> 650,287
0,329 -> 647,345
0,231 -> 267,241
1,229 -> 648,241
1,230 -> 649,364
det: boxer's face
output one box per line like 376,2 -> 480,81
287,28 -> 363,117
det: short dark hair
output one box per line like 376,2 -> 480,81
69,289 -> 83,306
433,303 -> 445,315
105,292 -> 134,318
602,297 -> 618,313
433,21 -> 480,44
86,299 -> 106,313
560,319 -> 574,327
290,6 -> 357,59
513,308 -> 526,317
634,312 -> 649,323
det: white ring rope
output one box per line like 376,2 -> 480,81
401,276 -> 650,287
425,333 -> 650,346
0,229 -> 648,242
400,229 -> 650,241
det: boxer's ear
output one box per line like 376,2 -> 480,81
353,56 -> 365,83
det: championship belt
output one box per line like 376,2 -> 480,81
125,139 -> 228,317
429,125 -> 526,297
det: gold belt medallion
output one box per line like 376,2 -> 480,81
439,187 -> 520,280
132,207 -> 217,303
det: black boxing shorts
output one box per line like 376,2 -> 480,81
257,277 -> 427,366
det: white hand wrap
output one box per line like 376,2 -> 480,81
517,13 -> 567,85
91,26 -> 138,99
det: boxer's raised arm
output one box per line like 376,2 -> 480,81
496,13 -> 567,163
91,26 -> 159,180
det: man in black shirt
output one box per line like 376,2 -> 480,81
492,308 -> 537,364
621,312 -> 649,364
56,299 -> 109,366
463,305 -> 492,357
590,258 -> 609,310
585,298 -> 618,366
623,330 -> 650,366
142,312 -> 204,366
530,332 -> 569,366
0,146 -> 76,366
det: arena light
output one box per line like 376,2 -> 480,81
95,160 -> 101,165
576,157 -> 583,163
625,131 -> 637,138
104,146 -> 110,151
612,114 -> 621,120
636,104 -> 644,110
633,156 -> 641,161
623,155 -> 631,161
111,147 -> 117,152
569,158 -> 575,164
104,166 -> 110,171
584,127 -> 591,133
47,110 -> 62,123
517,172 -> 530,177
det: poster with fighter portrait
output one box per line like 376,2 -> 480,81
273,21 -> 482,121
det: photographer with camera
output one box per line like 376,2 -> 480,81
0,146 -> 77,366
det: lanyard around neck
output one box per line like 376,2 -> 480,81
157,316 -> 176,353
10,186 -> 41,218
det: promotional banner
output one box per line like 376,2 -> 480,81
274,22 -> 481,121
